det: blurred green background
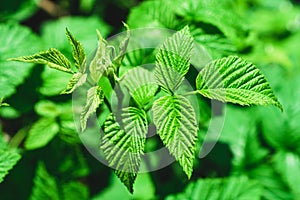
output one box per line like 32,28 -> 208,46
1,0 -> 300,199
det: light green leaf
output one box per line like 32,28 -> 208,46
34,100 -> 60,118
101,107 -> 148,193
112,23 -> 130,68
0,149 -> 21,183
122,68 -> 158,108
153,95 -> 198,178
0,23 -> 42,98
166,176 -> 262,200
10,48 -> 73,73
30,162 -> 59,200
196,56 -> 283,110
89,31 -> 111,83
80,86 -> 104,131
155,26 -> 193,93
66,28 -> 86,70
61,72 -> 87,94
25,118 -> 59,150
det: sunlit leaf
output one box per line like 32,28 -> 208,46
0,149 -> 21,183
101,107 -> 148,193
155,26 -> 193,93
153,95 -> 198,178
61,73 -> 87,94
10,48 -> 73,73
196,56 -> 283,110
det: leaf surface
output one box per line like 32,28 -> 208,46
0,150 -> 21,183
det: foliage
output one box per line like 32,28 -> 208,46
0,0 -> 300,199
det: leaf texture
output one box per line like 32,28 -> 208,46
80,86 -> 104,131
196,56 -> 282,110
61,72 -> 87,94
122,68 -> 158,108
101,107 -> 148,193
66,28 -> 86,70
0,149 -> 21,183
10,48 -> 73,73
153,95 -> 198,178
155,26 -> 193,93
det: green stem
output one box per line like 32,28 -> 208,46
182,90 -> 199,96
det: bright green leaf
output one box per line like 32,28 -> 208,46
0,149 -> 21,183
25,118 -> 59,150
0,23 -> 42,98
196,56 -> 283,110
10,48 -> 73,73
62,181 -> 89,200
101,107 -> 148,193
34,100 -> 60,118
122,68 -> 158,108
153,95 -> 198,178
166,176 -> 262,200
61,73 -> 87,94
29,162 -> 59,200
66,28 -> 86,70
80,86 -> 104,131
155,26 -> 193,93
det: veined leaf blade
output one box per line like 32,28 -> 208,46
61,72 -> 87,94
0,150 -> 21,183
153,95 -> 198,178
66,28 -> 86,70
10,48 -> 73,73
122,68 -> 158,108
101,107 -> 148,193
196,56 -> 282,110
155,26 -> 193,93
80,86 -> 104,131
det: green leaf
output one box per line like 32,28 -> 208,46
80,86 -> 104,131
62,182 -> 89,200
155,26 -> 193,93
0,23 -> 42,98
66,28 -> 86,70
89,31 -> 111,83
30,162 -> 59,200
61,72 -> 87,94
0,98 -> 9,107
0,149 -> 21,183
153,95 -> 198,178
101,107 -> 148,193
166,176 -> 262,200
0,0 -> 37,21
34,100 -> 60,118
196,56 -> 283,110
10,48 -> 73,73
25,118 -> 59,150
122,68 -> 158,108
112,23 -> 130,68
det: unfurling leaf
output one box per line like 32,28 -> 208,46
153,95 -> 198,178
155,26 -> 193,93
101,107 -> 148,193
66,28 -> 86,71
89,30 -> 111,83
122,68 -> 158,108
80,86 -> 104,131
10,48 -> 73,73
0,150 -> 21,183
61,73 -> 87,94
112,23 -> 130,68
196,56 -> 283,110
25,118 -> 60,150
